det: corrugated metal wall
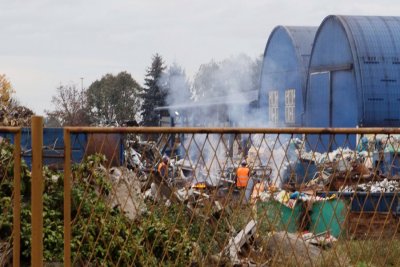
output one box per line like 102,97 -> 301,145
259,26 -> 317,127
306,15 -> 400,128
0,128 -> 87,168
304,15 -> 400,150
346,16 -> 400,127
0,128 -> 124,168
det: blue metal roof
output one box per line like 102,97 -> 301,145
259,26 -> 317,126
309,15 -> 400,127
284,26 -> 318,73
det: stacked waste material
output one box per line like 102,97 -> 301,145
299,146 -> 356,169
254,185 -> 336,208
0,104 -> 34,126
301,138 -> 400,191
340,178 -> 400,193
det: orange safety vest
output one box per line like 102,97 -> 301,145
236,167 -> 250,188
158,162 -> 168,177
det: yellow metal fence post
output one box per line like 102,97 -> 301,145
31,116 -> 43,267
64,128 -> 71,267
13,129 -> 21,267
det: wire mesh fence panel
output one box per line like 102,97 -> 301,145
62,128 -> 400,267
0,128 -> 21,267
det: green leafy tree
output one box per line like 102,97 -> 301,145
140,54 -> 166,126
86,72 -> 142,125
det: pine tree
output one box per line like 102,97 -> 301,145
140,53 -> 167,126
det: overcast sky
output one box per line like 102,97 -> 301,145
1,0 -> 400,115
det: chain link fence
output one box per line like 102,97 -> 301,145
59,128 -> 400,266
2,126 -> 400,266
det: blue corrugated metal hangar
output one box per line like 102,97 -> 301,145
305,15 -> 400,128
260,15 -> 400,130
157,14 -> 400,135
259,26 -> 317,127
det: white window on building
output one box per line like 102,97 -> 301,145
269,91 -> 279,123
285,89 -> 295,124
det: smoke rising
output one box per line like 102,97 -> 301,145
159,54 -> 291,187
159,62 -> 192,110
160,54 -> 264,127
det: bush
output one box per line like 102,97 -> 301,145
0,144 -> 201,265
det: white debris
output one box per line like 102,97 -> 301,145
124,147 -> 144,169
302,232 -> 338,247
144,188 -> 153,199
340,178 -> 400,192
176,188 -> 194,201
150,182 -> 162,202
107,167 -> 146,220
109,167 -> 123,183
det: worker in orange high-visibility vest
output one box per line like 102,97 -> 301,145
158,155 -> 169,178
236,160 -> 250,188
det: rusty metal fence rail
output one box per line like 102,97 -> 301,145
0,127 -> 21,267
59,127 -> 400,266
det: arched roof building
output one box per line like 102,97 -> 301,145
259,26 -> 317,126
305,15 -> 400,128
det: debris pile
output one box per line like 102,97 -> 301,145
340,178 -> 400,192
0,139 -> 347,266
275,136 -> 400,192
270,189 -> 337,209
63,133 -> 400,265
266,232 -> 323,266
107,167 -> 146,220
119,136 -> 345,266
0,103 -> 33,126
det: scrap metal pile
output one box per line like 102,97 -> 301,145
282,137 -> 400,193
121,133 -> 400,206
119,135 -> 347,265
77,132 -> 400,265
341,178 -> 400,193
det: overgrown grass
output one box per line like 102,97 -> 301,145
321,239 -> 400,267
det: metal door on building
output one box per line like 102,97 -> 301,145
307,71 -> 331,151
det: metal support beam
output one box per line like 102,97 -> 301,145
64,128 -> 71,267
31,116 -> 43,267
64,126 -> 400,135
13,130 -> 21,267
310,63 -> 353,73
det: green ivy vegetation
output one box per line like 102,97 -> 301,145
0,141 -> 216,266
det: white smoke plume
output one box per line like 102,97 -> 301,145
159,62 -> 192,108
159,55 -> 294,188
159,54 -> 264,127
